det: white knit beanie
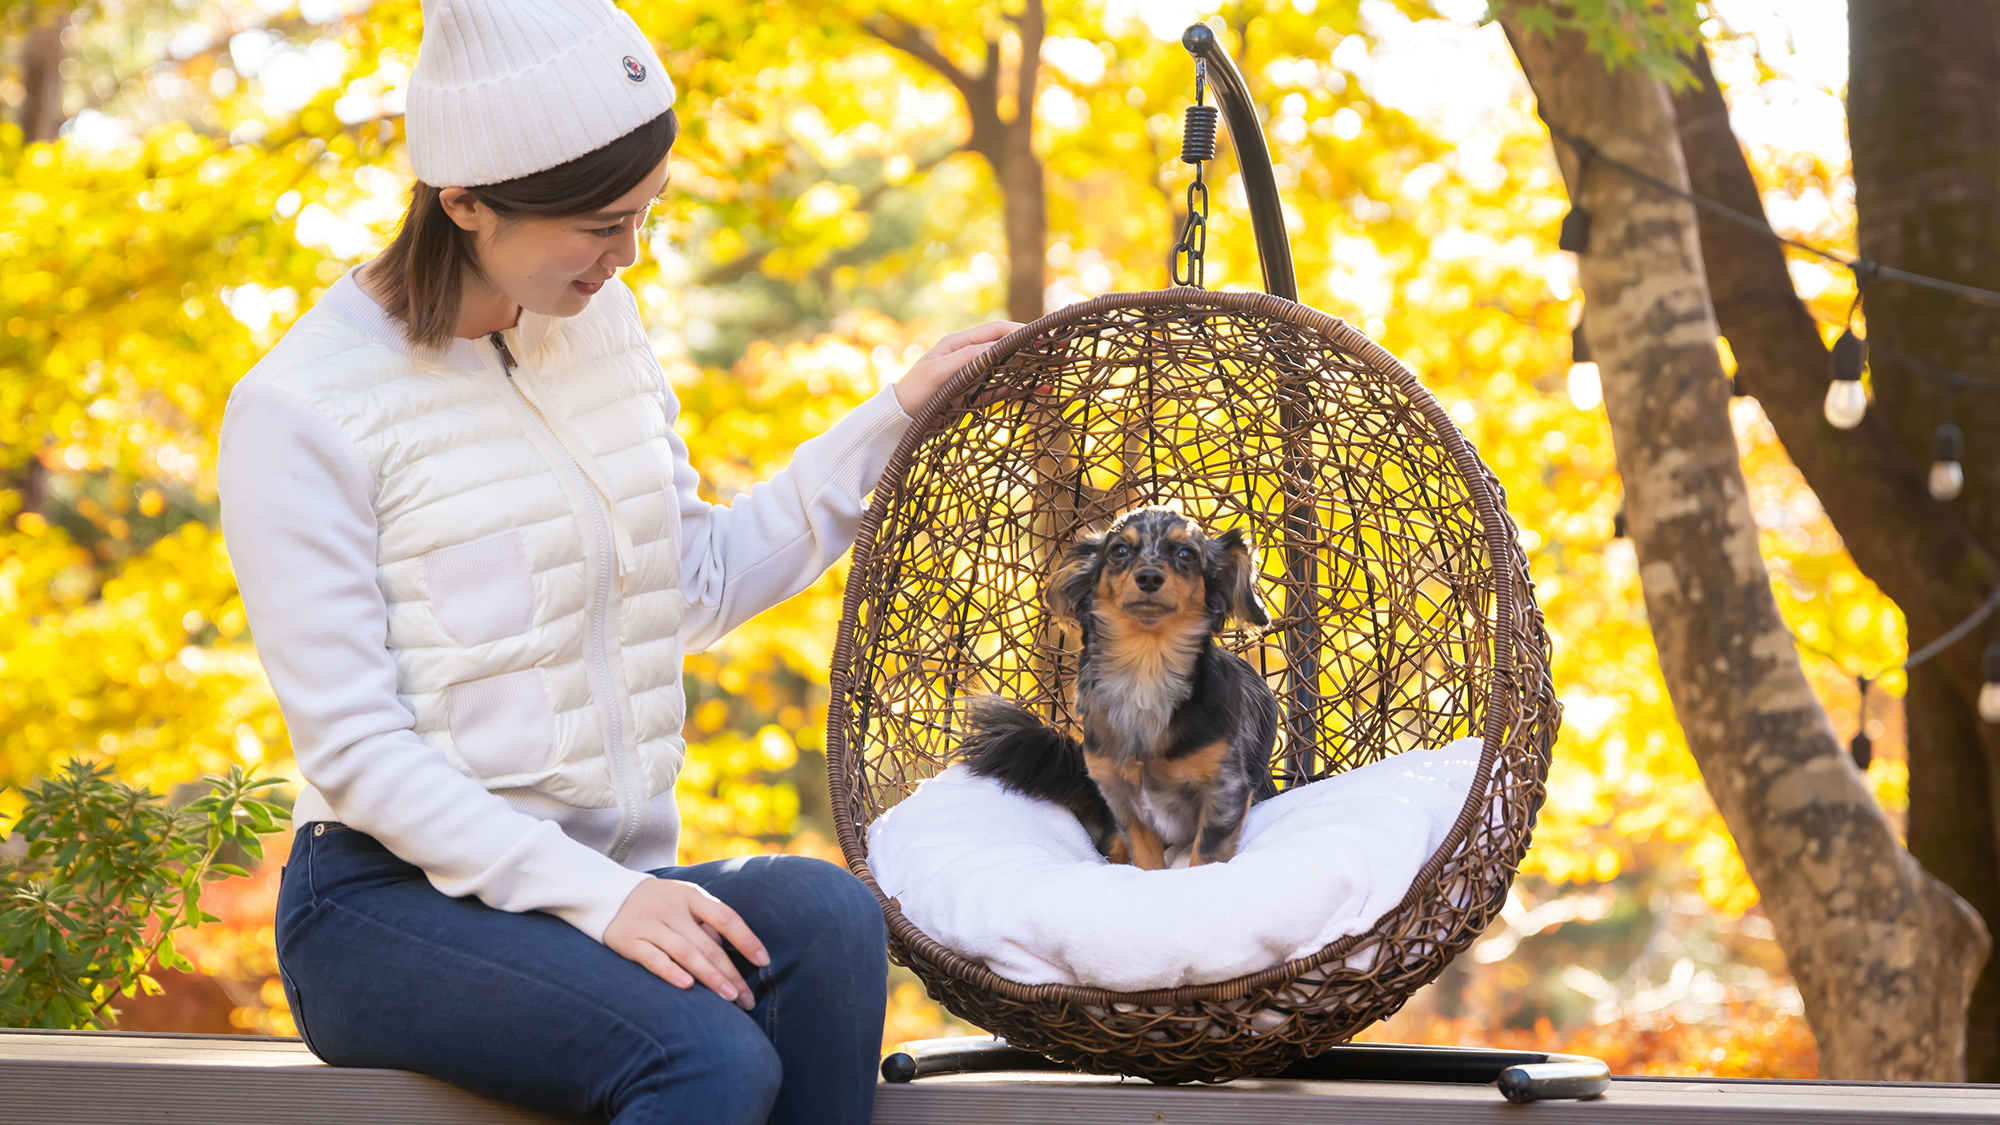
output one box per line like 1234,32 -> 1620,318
404,0 -> 677,187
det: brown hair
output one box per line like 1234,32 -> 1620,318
369,109 -> 680,352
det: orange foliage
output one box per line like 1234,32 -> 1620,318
164,831 -> 293,1036
1359,1006 -> 1818,1079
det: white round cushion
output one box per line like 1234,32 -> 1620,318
866,737 -> 1483,992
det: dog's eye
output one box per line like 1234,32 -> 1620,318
1176,546 -> 1195,562
1111,544 -> 1131,559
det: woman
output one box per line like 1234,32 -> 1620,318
217,1 -> 1015,1121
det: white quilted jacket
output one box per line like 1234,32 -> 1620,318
218,265 -> 913,939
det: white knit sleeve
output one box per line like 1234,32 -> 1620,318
669,381 -> 916,652
219,382 -> 649,940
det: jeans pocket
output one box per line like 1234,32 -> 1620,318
278,961 -> 323,1059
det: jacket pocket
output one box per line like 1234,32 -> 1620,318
446,668 -> 557,781
421,529 -> 535,646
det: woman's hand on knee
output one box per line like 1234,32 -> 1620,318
892,321 -> 1023,417
604,878 -> 770,1010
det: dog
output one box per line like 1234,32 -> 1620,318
956,505 -> 1280,869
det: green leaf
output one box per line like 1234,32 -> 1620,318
0,758 -> 291,1028
1515,6 -> 1556,35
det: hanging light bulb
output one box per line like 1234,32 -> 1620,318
1567,324 -> 1601,410
1823,329 -> 1868,428
1824,381 -> 1868,429
1823,328 -> 1868,430
1929,423 -> 1965,501
1981,643 -> 2000,725
1849,675 -> 1873,771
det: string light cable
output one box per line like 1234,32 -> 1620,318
1541,122 -> 2000,729
1802,586 -> 2000,763
1544,122 -> 2000,311
1545,121 -> 2000,496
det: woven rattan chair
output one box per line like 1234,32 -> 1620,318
826,288 -> 1560,1084
825,27 -> 1559,1087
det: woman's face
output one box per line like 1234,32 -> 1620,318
441,154 -> 671,319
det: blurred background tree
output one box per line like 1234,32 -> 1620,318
0,0 -> 1929,1076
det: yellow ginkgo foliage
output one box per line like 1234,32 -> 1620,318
2,0 -> 1900,1075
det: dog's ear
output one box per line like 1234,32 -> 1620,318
1050,530 -> 1105,623
1213,527 -> 1270,628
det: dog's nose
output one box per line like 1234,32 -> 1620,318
1135,568 -> 1165,593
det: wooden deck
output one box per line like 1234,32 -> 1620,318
0,1029 -> 570,1124
8,1028 -> 2000,1123
876,1071 -> 2000,1123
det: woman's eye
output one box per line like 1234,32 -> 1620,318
593,224 -> 624,238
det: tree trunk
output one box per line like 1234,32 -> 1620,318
8,4 -> 67,507
870,2 -> 1047,322
1672,26 -> 2000,1079
1907,660 -> 2000,1076
1849,0 -> 2000,1079
999,0 -> 1046,324
1502,17 -> 1989,1081
5,459 -> 47,518
18,3 -> 68,143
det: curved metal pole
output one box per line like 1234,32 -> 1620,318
1182,23 -> 1298,301
1182,24 -> 1319,785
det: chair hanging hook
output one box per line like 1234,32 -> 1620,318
1173,60 -> 1216,288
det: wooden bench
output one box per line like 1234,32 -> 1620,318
8,1028 -> 1998,1123
1,1029 -> 565,1124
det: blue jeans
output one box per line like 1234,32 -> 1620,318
274,823 -> 888,1124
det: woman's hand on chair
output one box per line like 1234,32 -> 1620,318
893,321 -> 1023,417
604,878 -> 770,1010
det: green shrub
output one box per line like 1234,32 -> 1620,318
0,759 -> 290,1030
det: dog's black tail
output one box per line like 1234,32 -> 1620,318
954,696 -> 1118,856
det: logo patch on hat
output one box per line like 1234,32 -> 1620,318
622,55 -> 647,83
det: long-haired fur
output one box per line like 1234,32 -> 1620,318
954,697 -> 1118,855
956,505 -> 1281,869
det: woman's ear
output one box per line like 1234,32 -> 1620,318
437,187 -> 491,234
1049,531 -> 1105,623
1213,528 -> 1270,628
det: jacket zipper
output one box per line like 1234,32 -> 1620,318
490,330 -> 647,862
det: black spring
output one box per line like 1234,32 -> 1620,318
1182,104 -> 1219,164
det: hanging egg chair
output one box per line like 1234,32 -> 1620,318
826,26 -> 1560,1085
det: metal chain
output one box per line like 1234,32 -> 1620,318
1173,180 -> 1209,288
1172,60 -> 1211,289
